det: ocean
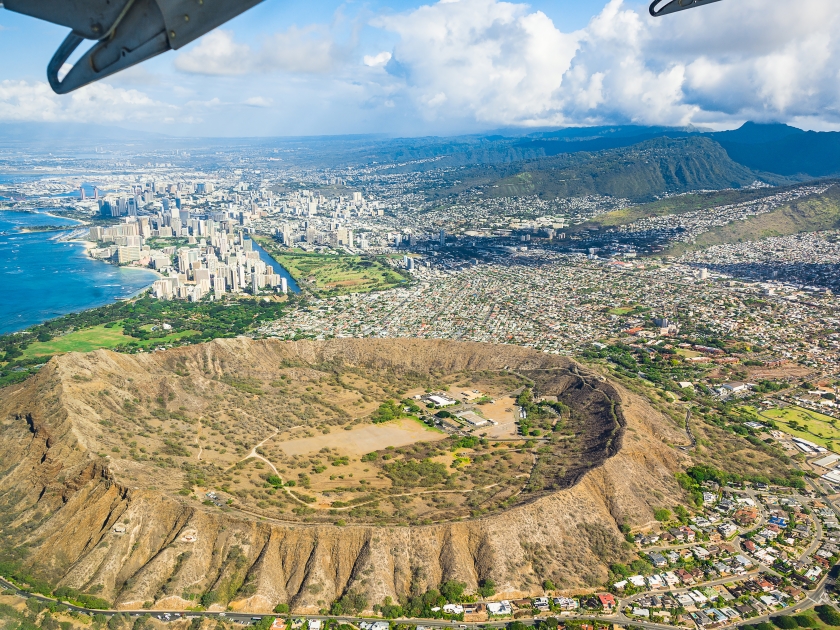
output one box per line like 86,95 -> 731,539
0,211 -> 158,335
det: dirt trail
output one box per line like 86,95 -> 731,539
227,431 -> 310,506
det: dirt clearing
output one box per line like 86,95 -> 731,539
274,417 -> 446,456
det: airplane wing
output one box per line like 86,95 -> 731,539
649,0 -> 724,17
2,0 -> 264,93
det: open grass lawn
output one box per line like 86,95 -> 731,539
254,239 -> 406,295
21,324 -> 132,358
748,404 -> 840,452
134,329 -> 199,348
607,306 -> 635,315
20,325 -> 200,360
676,348 -> 703,359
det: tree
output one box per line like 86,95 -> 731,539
254,617 -> 276,630
654,508 -> 671,522
134,615 -> 154,630
440,580 -> 466,603
108,614 -> 129,630
772,616 -> 798,629
542,579 -> 556,591
815,606 -> 840,626
610,563 -> 629,577
273,603 -> 289,614
792,614 -> 818,628
477,579 -> 495,598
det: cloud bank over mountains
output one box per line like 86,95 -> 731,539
372,0 -> 840,128
0,0 -> 838,133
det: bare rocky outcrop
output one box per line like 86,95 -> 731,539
0,339 -> 688,611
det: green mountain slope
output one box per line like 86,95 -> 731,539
486,137 -> 791,202
577,185 -> 813,230
710,122 -> 840,178
665,183 -> 840,255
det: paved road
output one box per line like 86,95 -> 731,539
2,572 -> 835,630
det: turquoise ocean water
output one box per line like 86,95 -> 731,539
0,211 -> 158,335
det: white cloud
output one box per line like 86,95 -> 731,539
175,25 -> 349,75
364,51 -> 392,67
243,96 -> 273,107
374,0 -> 840,127
0,80 -> 177,123
261,25 -> 343,73
174,30 -> 253,75
375,0 -> 580,123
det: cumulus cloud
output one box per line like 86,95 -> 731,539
243,96 -> 273,107
0,80 -> 176,123
374,0 -> 840,127
364,51 -> 392,67
375,0 -> 580,123
175,25 -> 349,75
174,30 -> 253,75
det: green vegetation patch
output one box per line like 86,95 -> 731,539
20,324 -> 132,358
755,405 -> 840,453
1,295 -> 291,387
253,236 -> 407,296
383,458 -> 451,487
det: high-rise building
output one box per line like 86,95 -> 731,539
439,229 -> 446,246
213,276 -> 226,296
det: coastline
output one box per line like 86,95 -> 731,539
71,237 -> 164,280
41,210 -> 84,224
0,225 -> 159,336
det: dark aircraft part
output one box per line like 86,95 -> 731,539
2,0 -> 265,93
649,0 -> 724,17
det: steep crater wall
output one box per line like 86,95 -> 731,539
0,339 -> 687,612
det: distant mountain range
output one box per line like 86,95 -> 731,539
2,119 -> 840,192
710,122 -> 840,178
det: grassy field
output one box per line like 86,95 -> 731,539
21,324 -> 132,358
675,348 -> 702,359
253,236 -> 407,296
134,329 -> 199,349
748,405 -> 840,452
20,325 -> 199,360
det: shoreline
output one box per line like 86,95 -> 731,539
65,237 -> 161,303
71,237 -> 164,279
0,230 -> 159,337
41,210 -> 85,225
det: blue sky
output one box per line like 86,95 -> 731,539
1,0 -> 839,137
